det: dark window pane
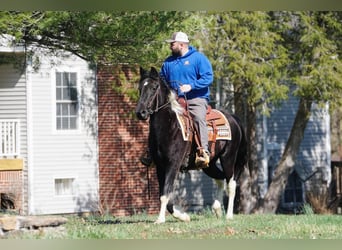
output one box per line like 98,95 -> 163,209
62,117 -> 69,129
56,72 -> 62,86
69,87 -> 78,101
284,190 -> 292,203
69,117 -> 77,129
295,189 -> 303,202
70,73 -> 77,87
56,87 -> 62,100
63,73 -> 69,87
71,103 -> 78,115
56,104 -> 61,115
56,118 -> 61,129
62,88 -> 69,100
62,104 -> 69,115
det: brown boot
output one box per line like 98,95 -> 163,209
195,149 -> 210,168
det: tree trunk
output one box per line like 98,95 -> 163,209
239,104 -> 259,213
259,97 -> 313,213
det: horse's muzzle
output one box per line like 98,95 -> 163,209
136,110 -> 149,120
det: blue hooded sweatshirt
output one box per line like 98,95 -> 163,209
160,46 -> 213,101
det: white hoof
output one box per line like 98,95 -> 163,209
226,214 -> 233,220
212,200 -> 222,218
173,205 -> 191,222
182,213 -> 190,222
154,217 -> 166,224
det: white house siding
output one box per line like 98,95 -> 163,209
0,58 -> 27,159
175,171 -> 219,212
297,102 -> 331,191
261,94 -> 331,203
27,50 -> 98,215
0,55 -> 29,212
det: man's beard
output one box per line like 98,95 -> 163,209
172,50 -> 181,57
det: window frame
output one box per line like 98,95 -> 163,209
54,177 -> 76,196
280,170 -> 305,212
52,68 -> 81,134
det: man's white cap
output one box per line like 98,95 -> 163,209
165,32 -> 189,43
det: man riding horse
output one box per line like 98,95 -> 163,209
140,31 -> 213,168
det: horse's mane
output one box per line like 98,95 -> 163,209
159,76 -> 183,115
169,91 -> 183,115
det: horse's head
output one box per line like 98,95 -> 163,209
135,66 -> 162,120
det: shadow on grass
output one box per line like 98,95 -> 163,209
96,219 -> 152,224
85,217 -> 200,225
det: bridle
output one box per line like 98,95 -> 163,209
144,77 -> 170,115
141,77 -> 171,200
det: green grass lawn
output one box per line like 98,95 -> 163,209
4,211 -> 342,239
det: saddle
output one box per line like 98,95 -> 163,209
175,98 -> 231,157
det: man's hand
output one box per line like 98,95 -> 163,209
179,84 -> 192,93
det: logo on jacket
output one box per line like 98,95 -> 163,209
184,60 -> 190,65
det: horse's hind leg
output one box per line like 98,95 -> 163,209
212,179 -> 225,218
226,176 -> 237,220
211,176 -> 236,220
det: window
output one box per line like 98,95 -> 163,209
280,171 -> 305,213
55,178 -> 75,196
56,72 -> 78,130
283,171 -> 304,204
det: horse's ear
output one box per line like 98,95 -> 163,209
150,67 -> 159,79
140,66 -> 146,77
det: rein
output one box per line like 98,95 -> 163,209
147,81 -> 170,115
144,80 -> 170,200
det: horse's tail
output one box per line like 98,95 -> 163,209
232,114 -> 248,180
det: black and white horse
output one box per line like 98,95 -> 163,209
136,67 -> 247,223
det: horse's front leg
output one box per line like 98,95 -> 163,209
155,195 -> 169,224
155,195 -> 190,223
169,204 -> 190,222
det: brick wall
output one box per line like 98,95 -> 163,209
97,65 -> 160,216
0,170 -> 22,212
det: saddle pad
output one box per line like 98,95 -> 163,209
176,112 -> 191,141
175,110 -> 232,141
207,110 -> 232,141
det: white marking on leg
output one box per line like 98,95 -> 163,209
212,179 -> 224,218
212,200 -> 222,218
226,176 -> 236,220
155,195 -> 169,224
172,205 -> 190,222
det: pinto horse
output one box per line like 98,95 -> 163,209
136,67 -> 247,223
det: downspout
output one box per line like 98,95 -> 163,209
25,44 -> 34,215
